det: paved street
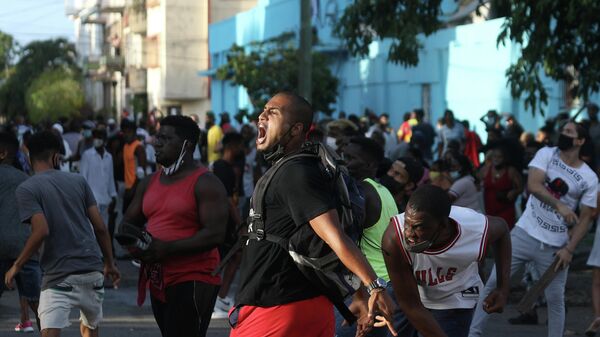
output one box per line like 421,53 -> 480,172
1,258 -> 597,336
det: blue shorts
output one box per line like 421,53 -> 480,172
0,259 -> 41,302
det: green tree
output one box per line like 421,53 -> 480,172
335,1 -> 600,115
0,30 -> 18,79
216,32 -> 339,115
26,68 -> 84,124
0,38 -> 79,118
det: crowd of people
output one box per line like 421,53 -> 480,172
2,95 -> 600,337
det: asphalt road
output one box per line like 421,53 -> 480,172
0,259 -> 597,336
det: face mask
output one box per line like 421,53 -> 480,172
93,139 -> 104,148
450,171 -> 461,180
379,174 -> 406,194
163,140 -> 188,176
263,127 -> 293,163
429,171 -> 441,180
325,136 -> 338,151
557,134 -> 575,151
82,129 -> 92,138
403,227 -> 441,253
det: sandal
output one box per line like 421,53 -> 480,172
585,317 -> 600,337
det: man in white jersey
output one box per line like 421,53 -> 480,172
379,185 -> 511,337
469,121 -> 598,337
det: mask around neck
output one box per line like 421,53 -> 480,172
163,140 -> 188,176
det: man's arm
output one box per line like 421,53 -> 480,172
79,152 -> 89,179
380,223 -> 447,337
309,210 -> 397,335
5,214 -> 49,288
87,205 -> 121,286
121,175 -> 151,227
361,181 -> 381,230
527,167 -> 578,225
481,216 -> 511,313
141,172 -> 228,262
555,204 -> 595,270
135,144 -> 147,176
108,155 -> 118,200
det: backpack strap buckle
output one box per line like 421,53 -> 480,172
247,211 -> 265,241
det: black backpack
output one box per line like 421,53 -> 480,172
246,142 -> 366,324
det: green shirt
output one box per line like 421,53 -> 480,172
360,178 -> 399,281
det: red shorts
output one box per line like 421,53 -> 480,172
229,296 -> 334,337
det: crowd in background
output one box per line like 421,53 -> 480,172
2,101 -> 600,333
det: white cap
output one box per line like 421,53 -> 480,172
52,123 -> 64,134
108,118 -> 116,125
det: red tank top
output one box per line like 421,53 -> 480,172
143,167 -> 220,286
483,166 -> 516,228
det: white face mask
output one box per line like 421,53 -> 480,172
325,136 -> 337,151
450,170 -> 461,180
163,140 -> 188,176
93,138 -> 104,148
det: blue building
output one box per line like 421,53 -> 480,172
202,0 -> 598,136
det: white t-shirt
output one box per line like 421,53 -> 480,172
517,147 -> 598,247
391,206 -> 488,310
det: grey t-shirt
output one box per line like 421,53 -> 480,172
0,164 -> 30,260
16,170 -> 103,289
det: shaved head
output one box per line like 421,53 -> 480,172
275,92 -> 313,134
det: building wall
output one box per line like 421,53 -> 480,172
211,0 -> 258,23
164,0 -> 209,100
207,0 -> 567,137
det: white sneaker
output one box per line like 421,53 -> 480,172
214,296 -> 232,312
211,308 -> 229,320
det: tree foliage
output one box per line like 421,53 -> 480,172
0,30 -> 18,79
336,0 -> 600,115
0,38 -> 79,118
26,68 -> 84,124
215,32 -> 339,116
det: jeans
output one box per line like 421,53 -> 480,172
469,226 -> 568,337
335,284 -> 415,337
425,308 -> 474,337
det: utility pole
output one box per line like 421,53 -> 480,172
298,0 -> 312,103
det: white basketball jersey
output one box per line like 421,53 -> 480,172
391,206 -> 489,310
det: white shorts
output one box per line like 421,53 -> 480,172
38,271 -> 104,330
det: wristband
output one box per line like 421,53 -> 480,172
564,247 -> 574,254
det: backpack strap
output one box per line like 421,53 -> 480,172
247,152 -> 317,241
212,152 -> 316,276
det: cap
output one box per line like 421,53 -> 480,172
52,123 -> 63,135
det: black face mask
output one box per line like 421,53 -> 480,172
379,175 -> 406,195
263,127 -> 294,164
557,134 -> 575,151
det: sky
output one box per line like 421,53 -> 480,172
0,0 -> 75,47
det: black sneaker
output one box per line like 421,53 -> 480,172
508,311 -> 538,325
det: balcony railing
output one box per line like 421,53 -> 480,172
99,55 -> 125,71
